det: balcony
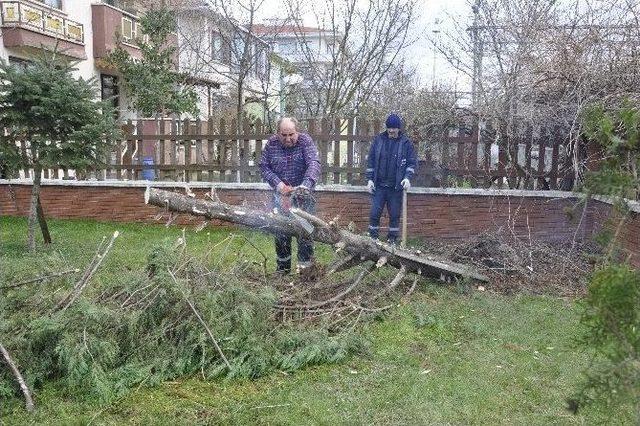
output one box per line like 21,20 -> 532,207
92,3 -> 177,68
0,0 -> 86,59
92,3 -> 142,64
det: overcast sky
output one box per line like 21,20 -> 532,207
254,0 -> 473,88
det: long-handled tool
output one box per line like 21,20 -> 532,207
401,188 -> 408,248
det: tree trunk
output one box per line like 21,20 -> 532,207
37,196 -> 52,245
27,165 -> 42,252
144,187 -> 488,282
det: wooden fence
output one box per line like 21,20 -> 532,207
427,124 -> 580,190
9,117 -> 586,190
110,117 -> 388,185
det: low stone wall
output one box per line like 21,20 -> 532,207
1,179 -> 638,267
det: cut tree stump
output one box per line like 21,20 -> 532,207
144,187 -> 488,283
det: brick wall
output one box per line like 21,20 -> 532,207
587,198 -> 640,267
1,181 -> 638,267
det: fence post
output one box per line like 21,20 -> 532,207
468,124 -> 479,187
320,117 -> 330,184
242,118 -> 251,182
346,117 -> 354,184
230,118 -> 239,183
497,122 -> 508,189
122,120 -> 135,180
182,118 -> 191,183
219,118 -> 227,182
170,118 -> 178,182
456,124 -> 466,186
442,126 -> 451,188
255,119 -> 264,183
536,127 -> 548,190
207,116 -> 215,182
549,125 -> 561,190
359,118 -> 370,185
195,118 -> 203,182
523,125 -> 533,189
333,117 -> 342,184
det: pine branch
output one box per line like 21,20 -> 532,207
53,231 -> 119,313
0,268 -> 80,290
0,342 -> 35,413
167,269 -> 232,371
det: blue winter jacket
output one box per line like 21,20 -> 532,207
365,131 -> 417,191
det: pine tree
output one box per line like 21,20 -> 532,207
0,52 -> 119,251
107,7 -> 198,117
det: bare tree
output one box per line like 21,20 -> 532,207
358,63 -> 462,159
431,0 -> 640,189
172,0 -> 278,126
270,0 -> 417,119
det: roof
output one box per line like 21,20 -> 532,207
251,24 -> 328,36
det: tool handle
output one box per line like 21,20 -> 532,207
401,188 -> 408,248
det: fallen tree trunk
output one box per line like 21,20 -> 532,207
144,187 -> 488,282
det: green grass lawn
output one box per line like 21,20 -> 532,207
0,216 -> 634,425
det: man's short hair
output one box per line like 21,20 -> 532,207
277,117 -> 299,132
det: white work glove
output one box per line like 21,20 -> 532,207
367,180 -> 375,194
401,178 -> 411,190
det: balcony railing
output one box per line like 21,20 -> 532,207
0,1 -> 84,44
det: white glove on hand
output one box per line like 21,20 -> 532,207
401,178 -> 411,190
367,180 -> 375,194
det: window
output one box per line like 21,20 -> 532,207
279,41 -> 297,55
257,49 -> 268,78
39,0 -> 62,9
8,56 -> 33,71
101,74 -> 120,118
233,35 -> 246,55
212,32 -> 224,62
121,16 -> 134,42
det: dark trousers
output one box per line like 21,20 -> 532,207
369,186 -> 403,242
274,193 -> 315,272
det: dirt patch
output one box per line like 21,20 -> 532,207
418,232 -> 599,296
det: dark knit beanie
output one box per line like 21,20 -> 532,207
385,113 -> 402,129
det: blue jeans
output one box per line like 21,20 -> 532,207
273,192 -> 315,272
369,186 -> 402,242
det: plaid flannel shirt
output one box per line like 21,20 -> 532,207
259,133 -> 321,190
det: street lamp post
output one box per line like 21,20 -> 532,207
432,20 -> 441,90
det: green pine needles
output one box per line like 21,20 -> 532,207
0,240 -> 364,405
571,100 -> 640,417
107,7 -> 198,117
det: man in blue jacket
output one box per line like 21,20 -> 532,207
365,113 -> 417,243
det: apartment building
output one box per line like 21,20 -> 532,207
0,0 -> 280,121
173,0 -> 281,122
0,1 -> 153,118
252,24 -> 338,66
251,23 -> 342,117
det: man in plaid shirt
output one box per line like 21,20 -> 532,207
260,117 -> 321,274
